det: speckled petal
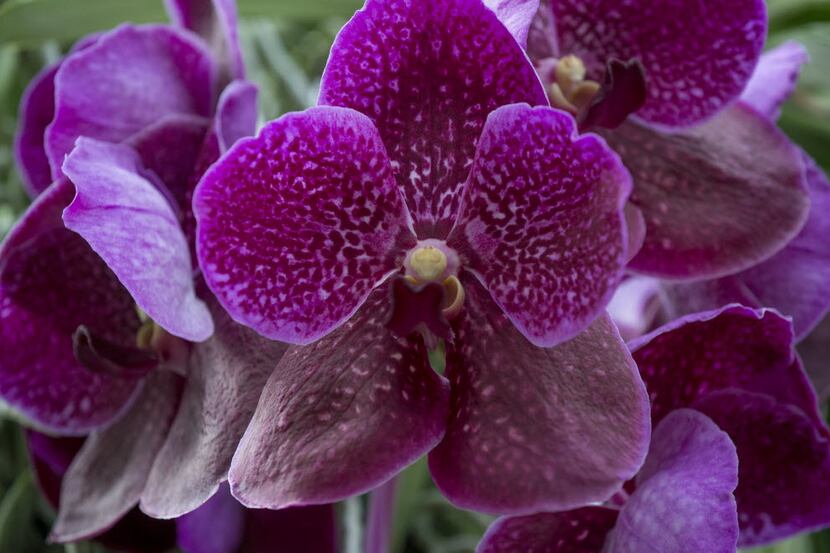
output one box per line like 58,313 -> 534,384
741,41 -> 809,121
604,410 -> 739,553
319,0 -> 547,239
194,106 -> 414,344
526,0 -> 558,61
0,179 -> 141,435
141,295 -> 287,519
429,277 -> 649,515
46,24 -> 216,180
62,138 -> 213,342
551,0 -> 766,127
630,305 -> 825,431
694,391 -> 830,546
483,0 -> 539,47
663,153 -> 830,340
229,285 -> 449,509
166,0 -> 245,80
216,80 -> 258,153
449,105 -> 630,347
608,103 -> 808,280
477,507 -> 617,553
50,371 -> 181,543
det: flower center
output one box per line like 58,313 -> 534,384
408,246 -> 447,282
548,55 -> 601,115
399,240 -> 466,323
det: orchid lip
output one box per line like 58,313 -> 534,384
72,325 -> 159,380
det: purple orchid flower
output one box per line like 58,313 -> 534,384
27,432 -> 338,553
495,0 -> 810,281
479,304 -> 830,550
2,0 -> 288,539
194,0 -> 650,516
662,42 -> 830,342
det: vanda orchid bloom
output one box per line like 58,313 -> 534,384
26,432 -> 338,553
491,0 -> 810,281
478,305 -> 830,551
1,0 -> 288,542
194,0 -> 650,515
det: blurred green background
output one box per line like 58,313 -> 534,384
0,0 -> 829,551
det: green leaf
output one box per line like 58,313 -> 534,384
741,533 -> 815,553
391,458 -> 430,553
0,470 -> 37,552
0,0 -> 360,46
768,0 -> 830,33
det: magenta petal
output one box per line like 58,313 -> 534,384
605,410 -> 739,553
664,153 -> 830,340
195,106 -> 414,344
176,484 -> 245,553
449,105 -> 630,347
630,305 -> 826,431
14,64 -> 58,196
694,391 -> 830,546
483,0 -> 540,48
477,507 -> 618,553
429,278 -> 649,515
62,138 -> 212,341
238,504 -> 338,553
46,24 -> 216,180
799,314 -> 830,404
141,297 -> 287,519
216,80 -> 258,153
229,285 -> 449,509
319,0 -> 547,238
741,41 -> 809,121
611,103 -> 809,280
166,0 -> 245,80
551,0 -> 766,127
50,371 -> 181,543
0,179 -> 141,435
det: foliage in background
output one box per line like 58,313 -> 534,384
0,0 -> 829,551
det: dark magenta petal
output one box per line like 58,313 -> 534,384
799,314 -> 830,405
605,410 -> 739,553
216,80 -> 258,153
238,504 -> 338,553
386,277 -> 452,342
694,390 -> 830,546
51,372 -> 181,543
72,325 -> 159,378
579,59 -> 647,131
176,484 -> 245,553
630,305 -> 826,431
551,0 -> 766,127
195,106 -> 414,344
477,507 -> 618,553
0,179 -> 141,434
62,138 -> 213,342
741,41 -> 809,121
166,0 -> 245,80
483,0 -> 539,47
429,277 -> 649,515
319,0 -> 547,238
14,64 -> 58,196
449,105 -> 630,347
610,103 -> 809,280
663,152 -> 830,340
46,24 -> 216,180
229,285 -> 449,509
140,296 -> 287,518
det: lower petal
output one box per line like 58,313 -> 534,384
176,483 -> 246,553
228,285 -> 449,509
429,277 -> 649,515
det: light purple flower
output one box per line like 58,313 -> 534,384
498,0 -> 810,281
480,304 -> 830,550
195,0 -> 650,516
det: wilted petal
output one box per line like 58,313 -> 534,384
320,0 -> 547,238
166,0 -> 245,80
695,390 -> 830,546
664,153 -> 830,339
46,24 -> 216,180
551,0 -> 766,127
194,107 -> 414,344
429,277 -> 649,514
449,105 -> 630,347
604,410 -> 739,553
215,80 -> 258,153
229,285 -> 449,509
0,179 -> 141,435
741,41 -> 809,121
51,371 -> 181,542
477,507 -> 618,553
630,305 -> 825,430
141,296 -> 287,518
62,138 -> 213,342
483,0 -> 539,47
608,103 -> 808,280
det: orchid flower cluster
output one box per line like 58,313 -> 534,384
0,0 -> 828,552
